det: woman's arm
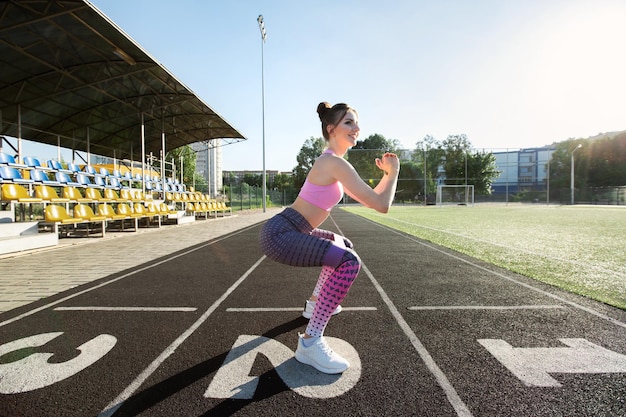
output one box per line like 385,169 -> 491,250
334,153 -> 399,213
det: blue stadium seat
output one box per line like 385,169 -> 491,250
84,165 -> 98,176
93,175 -> 106,188
55,171 -> 82,187
23,156 -> 53,171
47,159 -> 72,173
67,163 -> 81,173
0,166 -> 34,185
0,152 -> 27,168
30,169 -> 60,186
76,172 -> 99,188
109,176 -> 123,189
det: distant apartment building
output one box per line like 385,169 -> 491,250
191,140 -> 222,198
491,147 -> 554,197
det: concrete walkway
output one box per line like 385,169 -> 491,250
0,208 -> 279,313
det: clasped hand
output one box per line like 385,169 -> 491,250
375,152 -> 400,175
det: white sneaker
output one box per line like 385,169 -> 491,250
295,335 -> 349,374
302,299 -> 342,319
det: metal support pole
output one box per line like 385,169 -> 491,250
258,15 -> 267,212
570,144 -> 582,205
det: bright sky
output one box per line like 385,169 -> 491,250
23,0 -> 626,172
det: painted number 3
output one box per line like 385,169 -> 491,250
0,332 -> 117,394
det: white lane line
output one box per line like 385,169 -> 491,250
330,215 -> 472,417
225,307 -> 377,312
99,255 -> 266,417
408,305 -> 565,311
0,224 -> 258,328
358,216 -> 626,330
361,263 -> 473,417
54,307 -> 197,312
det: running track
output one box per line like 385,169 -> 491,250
0,209 -> 624,416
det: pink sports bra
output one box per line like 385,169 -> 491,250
298,150 -> 344,211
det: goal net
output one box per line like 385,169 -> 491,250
436,185 -> 474,206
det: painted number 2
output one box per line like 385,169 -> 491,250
0,332 -> 117,394
206,335 -> 361,399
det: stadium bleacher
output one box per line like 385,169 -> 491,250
0,153 -> 232,252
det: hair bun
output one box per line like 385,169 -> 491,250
317,102 -> 331,122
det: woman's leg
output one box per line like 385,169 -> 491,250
305,249 -> 361,337
309,228 -> 337,301
308,228 -> 353,300
303,228 -> 354,318
260,209 -> 360,373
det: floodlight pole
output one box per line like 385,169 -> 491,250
570,144 -> 582,205
258,15 -> 267,212
546,149 -> 551,206
423,147 -> 427,206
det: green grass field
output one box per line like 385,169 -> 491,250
342,204 -> 626,310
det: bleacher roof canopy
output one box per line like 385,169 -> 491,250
0,0 -> 246,160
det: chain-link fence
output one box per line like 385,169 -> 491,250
224,183 -> 298,211
225,180 -> 626,210
223,147 -> 625,209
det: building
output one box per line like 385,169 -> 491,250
491,146 -> 554,197
191,140 -> 222,198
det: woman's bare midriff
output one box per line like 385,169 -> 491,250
290,197 -> 330,229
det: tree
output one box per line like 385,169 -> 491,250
347,133 -> 401,181
243,173 -> 262,187
271,172 -> 292,191
414,135 -> 445,200
193,172 -> 208,194
396,160 -> 422,202
548,133 -> 626,193
414,134 -> 499,196
466,151 -> 499,195
548,140 -> 588,191
292,137 -> 325,189
165,145 -> 196,185
586,132 -> 626,186
441,134 -> 472,185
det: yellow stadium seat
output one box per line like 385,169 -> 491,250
159,202 -> 177,216
119,188 -> 140,203
103,188 -> 126,202
62,186 -> 92,203
35,185 -> 70,204
217,201 -> 232,216
84,187 -> 112,203
135,203 -> 161,227
44,205 -> 85,237
1,183 -> 42,203
98,204 -> 126,220
1,183 -> 43,221
73,204 -> 107,237
117,203 -> 143,219
98,203 -> 136,232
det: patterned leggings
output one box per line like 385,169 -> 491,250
259,208 -> 361,337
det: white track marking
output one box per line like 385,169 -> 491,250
409,305 -> 564,310
0,225 -> 257,328
225,307 -> 377,312
362,263 -> 473,417
358,216 -> 626,330
98,256 -> 266,417
54,307 -> 197,312
331,217 -> 473,417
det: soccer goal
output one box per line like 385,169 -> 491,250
436,185 -> 474,206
